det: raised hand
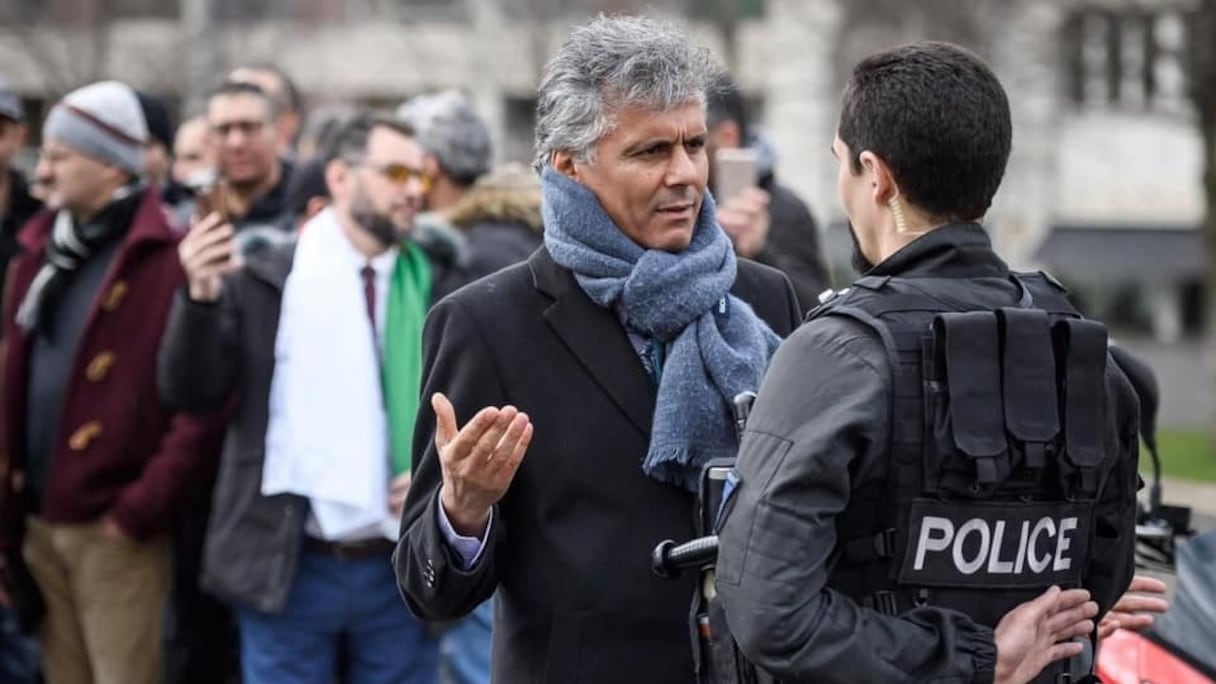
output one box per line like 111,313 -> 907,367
179,211 -> 237,302
1097,575 -> 1170,639
432,392 -> 533,538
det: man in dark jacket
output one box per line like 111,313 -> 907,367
394,16 -> 801,684
433,159 -> 540,684
715,42 -> 1137,684
206,81 -> 295,252
0,82 -> 41,315
707,73 -> 830,312
159,112 -> 463,684
0,80 -> 227,684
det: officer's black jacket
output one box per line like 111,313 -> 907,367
715,224 -> 1139,683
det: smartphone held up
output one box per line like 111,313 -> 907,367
713,148 -> 759,204
185,169 -> 231,225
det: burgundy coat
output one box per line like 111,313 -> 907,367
0,188 -> 227,551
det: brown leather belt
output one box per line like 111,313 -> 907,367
303,536 -> 396,561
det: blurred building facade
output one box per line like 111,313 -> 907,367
0,0 -> 1207,340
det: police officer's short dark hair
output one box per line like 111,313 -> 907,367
325,112 -> 417,164
838,41 -> 1011,223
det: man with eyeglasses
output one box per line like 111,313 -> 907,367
159,112 -> 464,684
228,63 -> 305,160
205,80 -> 295,250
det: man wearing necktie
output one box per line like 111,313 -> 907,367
158,112 -> 468,684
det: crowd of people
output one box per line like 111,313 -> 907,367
0,11 -> 1169,684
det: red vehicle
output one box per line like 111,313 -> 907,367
1099,628 -> 1215,684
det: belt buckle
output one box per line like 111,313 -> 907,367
332,542 -> 356,562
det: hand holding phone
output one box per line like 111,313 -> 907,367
716,187 -> 771,259
179,211 -> 237,302
189,171 -> 230,225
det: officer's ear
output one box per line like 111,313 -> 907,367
859,150 -> 899,207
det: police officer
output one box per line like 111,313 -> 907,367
714,42 -> 1139,683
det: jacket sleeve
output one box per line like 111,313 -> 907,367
394,295 -> 506,621
157,284 -> 242,413
715,318 -> 997,684
0,263 -> 26,554
1082,362 -> 1141,617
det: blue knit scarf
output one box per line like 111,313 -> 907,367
541,167 -> 781,491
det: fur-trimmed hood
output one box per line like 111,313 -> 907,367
446,163 -> 543,234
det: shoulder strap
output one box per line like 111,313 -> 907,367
1055,318 -> 1109,497
1011,271 -> 1080,318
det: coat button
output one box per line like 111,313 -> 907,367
101,281 -> 129,312
85,351 -> 116,382
68,421 -> 103,451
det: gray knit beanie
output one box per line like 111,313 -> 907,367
43,80 -> 148,174
396,90 -> 492,186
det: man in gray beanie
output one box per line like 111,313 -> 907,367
0,77 -> 42,337
0,80 -> 227,684
41,80 -> 147,179
397,90 -> 492,212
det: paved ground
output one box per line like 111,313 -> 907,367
1158,477 -> 1216,529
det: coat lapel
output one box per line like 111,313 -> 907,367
529,248 -> 655,437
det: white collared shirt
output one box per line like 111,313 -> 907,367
300,234 -> 399,542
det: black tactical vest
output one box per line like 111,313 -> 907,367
811,271 -> 1119,630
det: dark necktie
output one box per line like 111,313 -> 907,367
361,264 -> 377,335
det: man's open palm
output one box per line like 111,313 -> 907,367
434,392 -> 533,537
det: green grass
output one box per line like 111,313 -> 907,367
1148,430 -> 1216,483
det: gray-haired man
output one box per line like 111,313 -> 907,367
394,15 -> 802,683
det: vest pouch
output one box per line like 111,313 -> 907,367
930,312 -> 1010,497
1053,319 -> 1110,498
998,308 -> 1062,491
